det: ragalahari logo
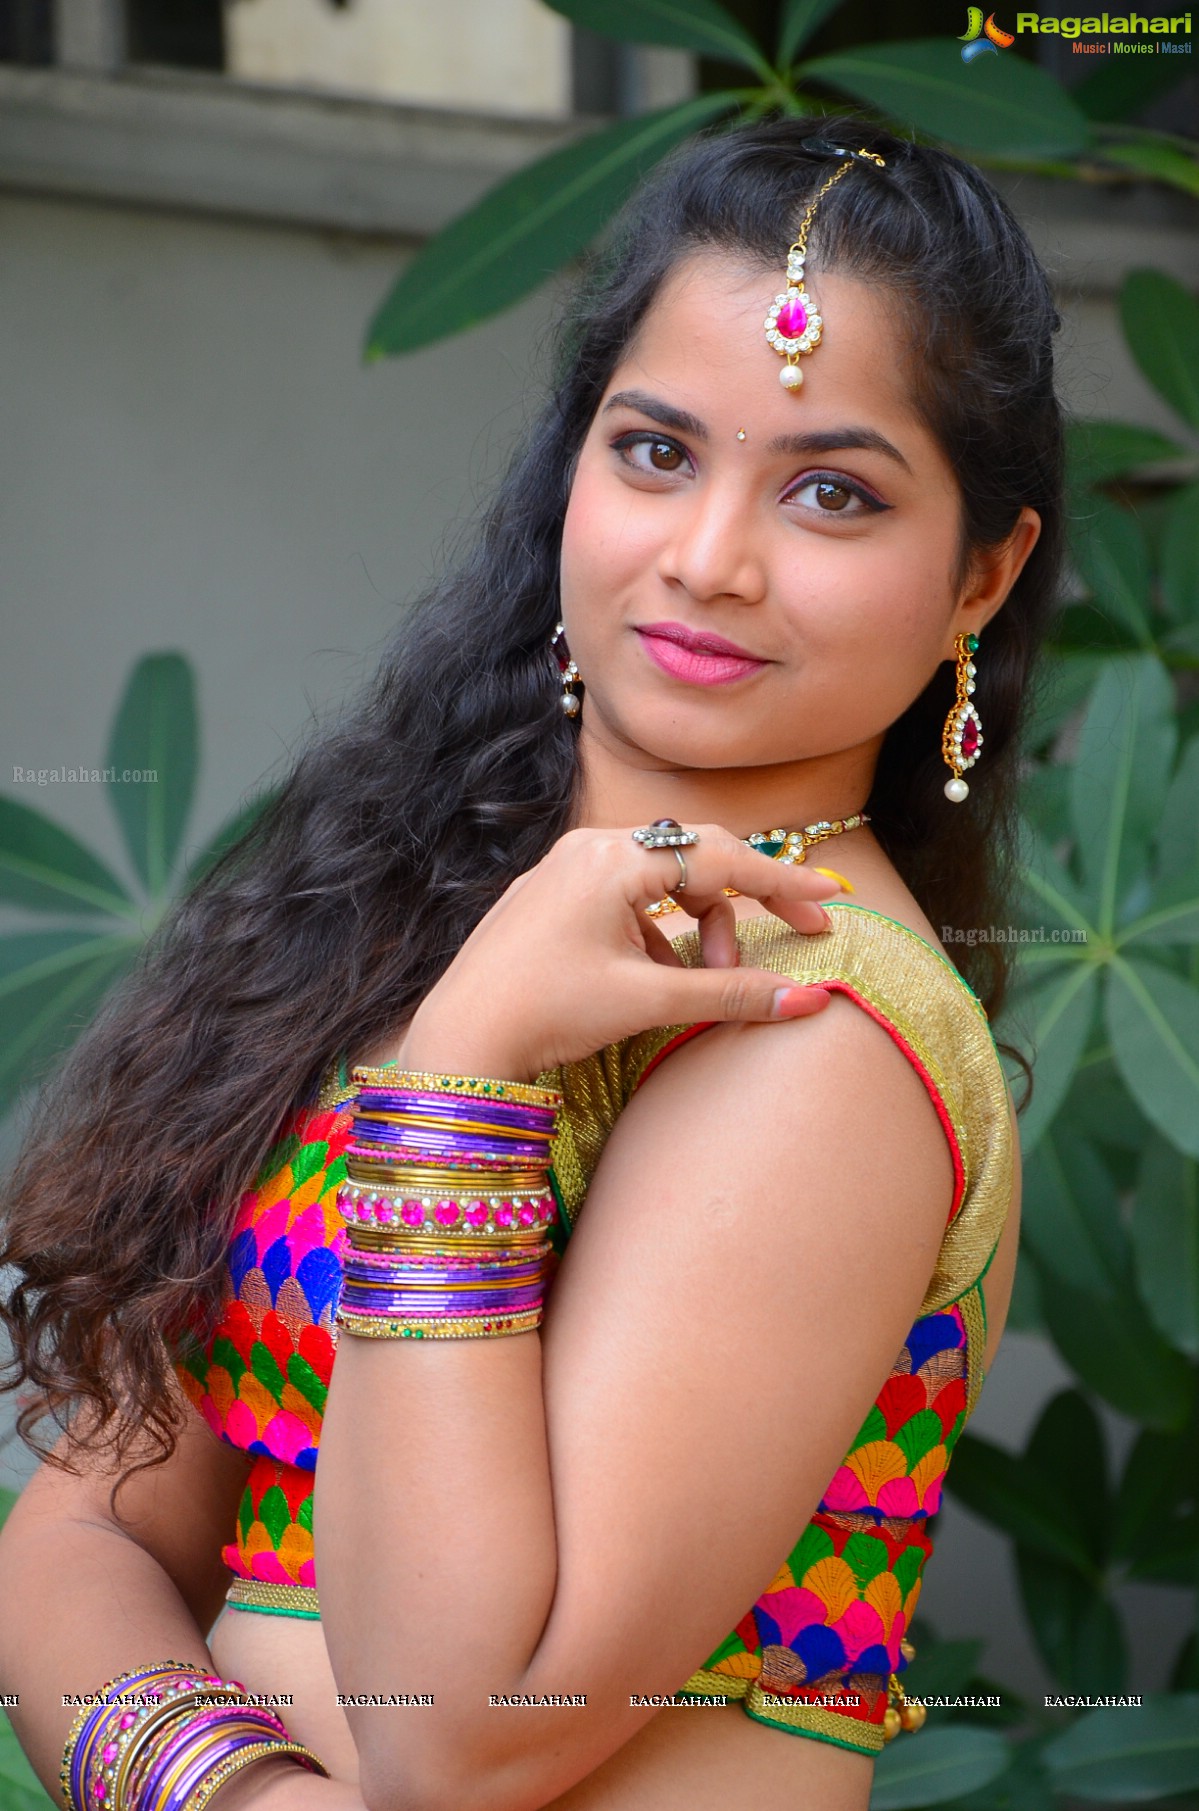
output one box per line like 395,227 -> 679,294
960,7 -> 1017,55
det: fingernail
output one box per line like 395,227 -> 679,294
811,866 -> 854,894
773,985 -> 831,1017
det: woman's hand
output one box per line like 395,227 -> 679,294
393,824 -> 844,1081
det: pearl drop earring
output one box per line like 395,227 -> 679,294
550,622 -> 582,717
941,631 -> 982,802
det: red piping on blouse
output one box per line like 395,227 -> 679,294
630,979 -> 967,1229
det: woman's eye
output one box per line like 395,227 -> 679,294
785,474 -> 883,515
614,434 -> 689,475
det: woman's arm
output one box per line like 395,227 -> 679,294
0,1378 -> 364,1810
316,986 -> 956,1811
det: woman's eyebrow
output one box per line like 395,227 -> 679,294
602,390 -> 708,440
767,426 -> 912,474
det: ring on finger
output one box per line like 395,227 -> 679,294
667,846 -> 687,897
630,818 -> 700,850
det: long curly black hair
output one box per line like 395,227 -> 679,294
0,114 -> 1064,1492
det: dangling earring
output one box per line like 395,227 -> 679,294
550,622 -> 582,718
942,631 -> 982,802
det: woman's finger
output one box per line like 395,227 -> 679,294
647,962 -> 834,1027
694,893 -> 739,970
641,917 -> 688,968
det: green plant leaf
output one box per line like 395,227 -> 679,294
105,653 -> 198,900
1024,653 -> 1109,754
1070,656 -> 1176,936
0,1487 -> 16,1533
0,1710 -> 55,1805
545,0 -> 770,73
1004,964 -> 1097,1153
1067,418 -> 1184,490
800,40 -> 1089,157
1069,494 -> 1154,646
1120,269 -> 1199,433
1107,952 -> 1199,1159
778,0 -> 844,65
1122,859 -> 1199,947
0,798 -> 134,917
1132,1132 -> 1199,1358
1162,483 -> 1199,627
0,930 -> 142,1113
1112,1395 -> 1199,1577
1102,140 -> 1199,198
868,1726 -> 1013,1809
1016,1545 -> 1128,1694
182,784 -> 282,890
1026,1388 -> 1112,1570
1157,736 -> 1199,883
1020,759 -> 1074,846
1073,55 -> 1190,123
1022,1130 -> 1130,1300
944,1432 -> 1097,1575
1044,1693 -> 1199,1800
900,1637 -> 985,1702
366,93 -> 738,359
1035,1263 -> 1194,1430
1016,818 -> 1095,942
926,1734 -> 1056,1810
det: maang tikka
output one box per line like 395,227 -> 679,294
942,632 -> 983,802
767,141 -> 886,393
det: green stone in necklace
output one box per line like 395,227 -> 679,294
645,811 -> 870,918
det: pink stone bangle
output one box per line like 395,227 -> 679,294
337,1183 -> 557,1238
63,1668 -> 217,1811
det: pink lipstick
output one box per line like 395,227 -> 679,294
634,623 -> 769,686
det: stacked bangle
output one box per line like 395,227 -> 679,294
60,1664 -> 328,1811
334,1069 -> 563,1341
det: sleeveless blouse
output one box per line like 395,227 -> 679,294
174,903 -> 1015,1757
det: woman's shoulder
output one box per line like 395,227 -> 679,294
549,895 -> 1015,1318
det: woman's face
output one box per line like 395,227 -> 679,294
559,250 -> 1038,787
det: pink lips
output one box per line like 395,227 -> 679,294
635,622 -> 768,686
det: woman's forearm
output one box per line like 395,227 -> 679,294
0,1511 -> 365,1810
318,1330 -> 571,1811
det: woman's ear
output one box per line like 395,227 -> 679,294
952,506 -> 1042,646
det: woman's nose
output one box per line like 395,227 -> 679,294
656,483 -> 768,605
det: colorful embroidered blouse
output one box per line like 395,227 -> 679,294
174,903 -> 1014,1757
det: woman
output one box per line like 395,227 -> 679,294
0,115 -> 1060,1811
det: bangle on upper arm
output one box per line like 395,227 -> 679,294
333,1072 -> 563,1340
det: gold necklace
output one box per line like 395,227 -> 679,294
645,812 -> 870,918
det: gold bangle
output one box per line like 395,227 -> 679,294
147,1718 -> 289,1810
351,1068 -> 562,1109
335,1307 -> 543,1340
114,1690 -> 231,1806
178,1739 -> 329,1811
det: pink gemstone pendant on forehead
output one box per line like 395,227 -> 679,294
766,146 -> 885,393
765,259 -> 822,391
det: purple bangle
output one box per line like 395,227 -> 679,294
151,1730 -> 281,1811
343,1251 -> 548,1285
338,1283 -> 546,1317
345,1245 -> 544,1273
136,1710 -> 289,1811
354,1088 -> 558,1132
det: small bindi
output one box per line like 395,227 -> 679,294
736,428 -> 747,441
